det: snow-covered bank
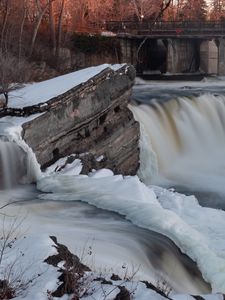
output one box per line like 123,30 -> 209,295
8,64 -> 125,109
0,220 -> 214,300
37,171 -> 225,293
0,182 -> 211,299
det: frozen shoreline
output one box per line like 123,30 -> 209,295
37,168 -> 225,293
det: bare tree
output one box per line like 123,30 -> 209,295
56,0 -> 65,60
136,0 -> 173,62
18,0 -> 28,62
131,0 -> 161,22
209,0 -> 225,20
0,54 -> 30,108
0,0 -> 11,54
49,0 -> 56,55
181,0 -> 208,21
29,0 -> 55,56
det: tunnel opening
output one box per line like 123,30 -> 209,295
137,39 -> 167,74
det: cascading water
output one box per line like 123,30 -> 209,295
0,119 -> 211,294
0,122 -> 42,189
0,138 -> 26,189
130,93 -> 225,199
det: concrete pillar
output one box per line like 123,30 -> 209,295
200,40 -> 218,74
167,39 -> 177,73
218,38 -> 225,75
167,39 -> 196,74
119,38 -> 132,64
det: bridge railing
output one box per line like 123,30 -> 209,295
104,21 -> 225,35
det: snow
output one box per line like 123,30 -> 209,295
8,64 -> 125,109
89,169 -> 114,178
0,210 -> 58,300
0,63 -> 125,128
81,279 -> 169,300
37,169 -> 225,293
45,155 -> 83,176
101,31 -> 117,37
0,113 -> 45,128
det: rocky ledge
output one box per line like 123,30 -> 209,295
20,65 -> 139,175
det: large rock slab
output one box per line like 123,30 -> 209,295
21,65 -> 140,175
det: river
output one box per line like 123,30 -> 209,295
2,77 -> 225,295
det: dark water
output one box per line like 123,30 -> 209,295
133,79 -> 225,104
1,185 -> 210,294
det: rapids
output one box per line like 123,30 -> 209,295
131,81 -> 225,209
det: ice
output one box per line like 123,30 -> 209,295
45,156 -> 83,176
37,171 -> 225,293
89,169 -> 114,178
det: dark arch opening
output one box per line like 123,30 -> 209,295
137,39 -> 167,74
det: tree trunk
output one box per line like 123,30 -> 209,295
49,0 -> 56,56
29,2 -> 49,57
18,0 -> 27,61
56,0 -> 65,62
0,0 -> 11,54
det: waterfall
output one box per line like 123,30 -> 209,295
0,123 -> 42,189
130,94 -> 225,194
0,138 -> 26,189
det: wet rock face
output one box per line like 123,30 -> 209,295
22,65 -> 140,176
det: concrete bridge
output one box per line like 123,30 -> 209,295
103,21 -> 225,75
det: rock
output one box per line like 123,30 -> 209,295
114,286 -> 131,300
22,64 -> 139,176
142,281 -> 172,300
111,274 -> 122,281
45,236 -> 90,298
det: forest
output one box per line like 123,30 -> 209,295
0,0 -> 224,56
0,0 -> 224,106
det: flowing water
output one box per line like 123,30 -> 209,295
131,79 -> 225,210
0,184 -> 210,294
2,79 -> 225,295
0,139 -> 26,189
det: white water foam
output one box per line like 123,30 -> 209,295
35,93 -> 225,293
0,123 -> 42,187
130,94 -> 225,196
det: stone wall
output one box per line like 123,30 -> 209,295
21,65 -> 140,176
